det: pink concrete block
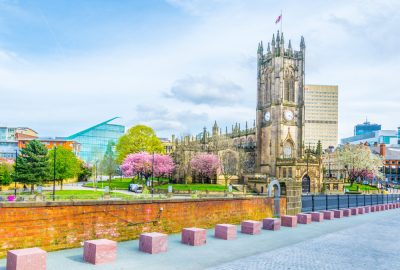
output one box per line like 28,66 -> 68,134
357,207 -> 365,214
376,205 -> 381,211
182,228 -> 207,246
385,204 -> 389,210
343,209 -> 352,217
297,213 -> 311,224
371,205 -> 376,212
262,218 -> 281,231
364,206 -> 370,213
6,247 -> 46,270
281,215 -> 297,227
389,204 -> 394,209
215,224 -> 237,240
241,220 -> 262,235
351,208 -> 358,215
311,212 -> 324,222
139,232 -> 168,254
83,239 -> 116,265
322,210 -> 334,220
380,205 -> 385,211
333,210 -> 343,218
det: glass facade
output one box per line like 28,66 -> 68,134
354,121 -> 381,136
67,118 -> 125,165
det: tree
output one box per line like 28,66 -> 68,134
15,140 -> 49,193
78,161 -> 92,181
116,125 -> 165,163
221,150 -> 238,187
336,144 -> 383,186
190,153 -> 220,184
48,146 -> 81,190
120,152 -> 174,183
315,140 -> 323,156
0,159 -> 14,187
100,141 -> 118,184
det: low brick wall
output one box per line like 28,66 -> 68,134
0,197 -> 285,258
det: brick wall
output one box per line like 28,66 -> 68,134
0,197 -> 285,258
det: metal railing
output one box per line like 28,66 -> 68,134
301,194 -> 400,212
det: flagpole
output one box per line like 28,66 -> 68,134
280,10 -> 282,34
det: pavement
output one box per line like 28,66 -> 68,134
1,207 -> 400,270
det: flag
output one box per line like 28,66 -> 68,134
275,14 -> 281,24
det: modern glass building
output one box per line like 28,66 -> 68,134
354,120 -> 381,136
67,117 -> 125,165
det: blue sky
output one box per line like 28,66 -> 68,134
0,0 -> 399,142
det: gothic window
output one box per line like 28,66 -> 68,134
283,142 -> 293,159
284,79 -> 295,102
283,168 -> 287,178
288,167 -> 293,178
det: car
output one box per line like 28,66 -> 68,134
128,184 -> 143,193
362,180 -> 369,185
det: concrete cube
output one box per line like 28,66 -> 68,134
281,215 -> 297,227
364,206 -> 370,213
182,228 -> 206,246
297,213 -> 311,224
215,224 -> 237,240
262,218 -> 281,231
371,205 -> 376,212
322,210 -> 334,220
342,209 -> 352,217
139,232 -> 168,254
357,207 -> 365,214
380,205 -> 385,211
241,220 -> 262,235
83,239 -> 116,265
351,208 -> 358,215
333,210 -> 343,218
385,204 -> 389,210
6,247 -> 46,270
310,212 -> 324,222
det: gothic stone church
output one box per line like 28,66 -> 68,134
171,31 -> 323,195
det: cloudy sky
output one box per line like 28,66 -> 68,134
0,0 -> 399,141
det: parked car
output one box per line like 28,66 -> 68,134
128,184 -> 143,193
362,180 -> 369,185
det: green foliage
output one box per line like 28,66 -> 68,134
316,140 -> 323,156
100,141 -> 118,180
78,162 -> 92,181
15,140 -> 49,188
0,161 -> 13,186
116,125 -> 165,163
48,146 -> 81,181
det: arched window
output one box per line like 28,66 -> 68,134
284,79 -> 295,102
283,141 -> 293,159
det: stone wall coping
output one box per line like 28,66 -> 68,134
0,196 -> 284,208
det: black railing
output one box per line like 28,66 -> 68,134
301,194 -> 400,212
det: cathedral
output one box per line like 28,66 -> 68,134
171,31 -> 323,198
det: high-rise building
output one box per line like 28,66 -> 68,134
67,117 -> 125,164
354,120 -> 381,136
304,84 -> 338,150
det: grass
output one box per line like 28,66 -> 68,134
40,190 -> 132,200
157,184 -> 230,192
345,183 -> 378,192
83,177 -> 169,190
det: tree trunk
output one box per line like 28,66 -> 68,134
30,184 -> 34,194
61,179 -> 63,191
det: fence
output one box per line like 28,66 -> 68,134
301,194 -> 400,212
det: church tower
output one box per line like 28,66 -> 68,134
256,31 -> 306,177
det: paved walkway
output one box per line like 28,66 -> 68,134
1,208 -> 399,270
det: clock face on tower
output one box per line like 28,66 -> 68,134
264,111 -> 271,122
284,110 -> 294,121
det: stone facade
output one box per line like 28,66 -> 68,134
171,32 -> 323,211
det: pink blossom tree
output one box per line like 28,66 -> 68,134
190,153 -> 220,184
121,152 -> 175,182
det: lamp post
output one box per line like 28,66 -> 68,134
14,149 -> 18,197
53,146 -> 56,201
151,151 -> 155,198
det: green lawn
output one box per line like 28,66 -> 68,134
157,184 -> 230,192
345,183 -> 378,192
41,190 -> 132,200
83,177 -> 170,190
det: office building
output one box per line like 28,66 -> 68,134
304,84 -> 338,149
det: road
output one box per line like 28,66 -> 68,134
1,206 -> 399,270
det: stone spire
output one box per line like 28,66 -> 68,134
288,39 -> 292,50
267,42 -> 271,54
276,30 -> 280,46
280,32 -> 284,45
212,121 -> 219,136
258,41 -> 263,55
300,36 -> 305,50
271,33 -> 275,48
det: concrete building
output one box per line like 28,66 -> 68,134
18,138 -> 81,154
341,129 -> 398,146
304,84 -> 338,150
0,127 -> 38,159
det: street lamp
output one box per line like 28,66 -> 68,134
53,146 -> 56,201
14,149 -> 18,197
151,151 -> 155,198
